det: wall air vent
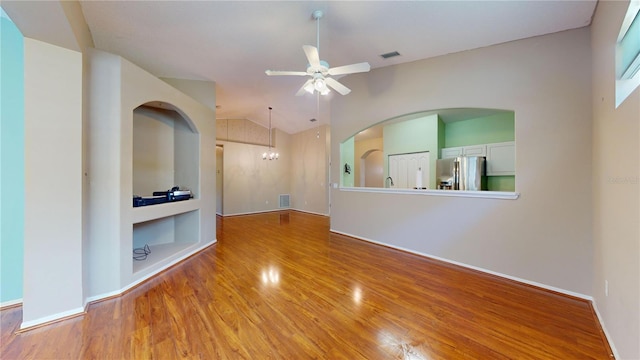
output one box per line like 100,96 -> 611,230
279,194 -> 290,208
380,51 -> 401,59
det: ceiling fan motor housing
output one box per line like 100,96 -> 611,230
307,60 -> 330,75
264,8 -> 370,96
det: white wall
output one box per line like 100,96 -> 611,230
22,38 -> 84,327
330,28 -> 593,295
591,1 -> 640,358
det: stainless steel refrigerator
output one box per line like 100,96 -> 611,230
436,156 -> 487,191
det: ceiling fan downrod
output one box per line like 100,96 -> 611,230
313,10 -> 323,53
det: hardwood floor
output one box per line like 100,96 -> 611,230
1,211 -> 613,359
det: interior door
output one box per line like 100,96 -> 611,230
388,151 -> 430,189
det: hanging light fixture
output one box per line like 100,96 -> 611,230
262,107 -> 279,160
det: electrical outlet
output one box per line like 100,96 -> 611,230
265,200 -> 269,204
605,280 -> 609,297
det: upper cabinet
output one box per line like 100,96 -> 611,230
486,141 -> 515,176
441,147 -> 462,158
442,144 -> 486,158
462,145 -> 487,157
441,141 -> 515,176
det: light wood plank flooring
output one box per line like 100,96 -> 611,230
1,211 -> 613,359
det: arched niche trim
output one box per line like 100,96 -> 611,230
135,100 -> 199,134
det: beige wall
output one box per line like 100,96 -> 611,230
355,137 -> 383,187
219,128 -> 292,215
219,125 -> 331,216
591,1 -> 640,358
290,125 -> 330,215
330,28 -> 593,296
216,118 -> 270,146
86,49 -> 217,300
23,38 -> 84,327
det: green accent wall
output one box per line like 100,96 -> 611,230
1,11 -> 25,303
444,112 -> 515,192
340,137 -> 355,187
487,176 -> 515,192
383,114 -> 440,188
444,112 -> 515,147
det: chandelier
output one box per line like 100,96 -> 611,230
262,107 -> 279,160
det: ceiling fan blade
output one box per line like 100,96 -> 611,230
265,70 -> 307,76
295,79 -> 314,96
325,77 -> 351,95
328,62 -> 371,76
302,45 -> 321,68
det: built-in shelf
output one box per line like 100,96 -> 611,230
131,102 -> 201,280
132,241 -> 197,274
132,209 -> 200,276
87,50 -> 215,301
132,199 -> 200,224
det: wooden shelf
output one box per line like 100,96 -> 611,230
132,199 -> 200,224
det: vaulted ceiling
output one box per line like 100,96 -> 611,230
4,1 -> 597,134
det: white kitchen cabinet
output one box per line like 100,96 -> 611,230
441,142 -> 515,176
441,144 -> 486,158
462,145 -> 486,156
441,147 -> 462,158
486,141 -> 515,176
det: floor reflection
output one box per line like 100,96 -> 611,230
352,285 -> 363,304
261,266 -> 280,286
279,212 -> 289,224
378,330 -> 431,360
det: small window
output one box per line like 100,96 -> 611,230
618,2 -> 640,79
616,1 -> 640,107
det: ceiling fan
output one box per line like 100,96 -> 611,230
265,10 -> 370,96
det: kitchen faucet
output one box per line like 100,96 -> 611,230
386,176 -> 394,187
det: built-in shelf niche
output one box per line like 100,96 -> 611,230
87,49 -> 216,300
132,209 -> 199,274
133,103 -> 199,199
131,101 -> 200,276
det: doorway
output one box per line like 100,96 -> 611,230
359,149 -> 383,187
216,145 -> 223,215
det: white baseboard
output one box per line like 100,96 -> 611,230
221,208 -> 328,217
20,305 -> 85,330
221,209 -> 282,217
590,301 -> 619,359
85,240 -> 216,304
1,298 -> 23,309
291,208 -> 329,217
330,229 -> 591,300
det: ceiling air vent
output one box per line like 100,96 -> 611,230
380,51 -> 401,59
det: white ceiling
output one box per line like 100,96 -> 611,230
8,1 -> 598,134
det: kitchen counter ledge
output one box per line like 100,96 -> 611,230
338,187 -> 520,200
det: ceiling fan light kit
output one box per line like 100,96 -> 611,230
265,10 -> 370,96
